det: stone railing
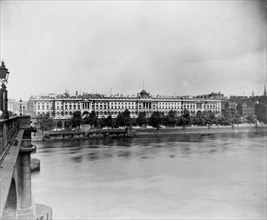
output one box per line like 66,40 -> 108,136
0,116 -> 31,164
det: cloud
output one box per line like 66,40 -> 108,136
1,0 -> 266,100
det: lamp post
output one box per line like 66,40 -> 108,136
0,60 -> 10,119
19,99 -> 22,116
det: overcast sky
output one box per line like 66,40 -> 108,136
1,0 -> 266,100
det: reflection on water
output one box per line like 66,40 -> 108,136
32,131 -> 267,219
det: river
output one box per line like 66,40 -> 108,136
31,130 -> 266,219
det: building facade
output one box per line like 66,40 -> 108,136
32,90 -> 222,119
196,92 -> 226,100
237,102 -> 255,118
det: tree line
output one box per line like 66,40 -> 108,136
36,107 -> 259,130
50,109 -> 264,128
36,106 -> 262,130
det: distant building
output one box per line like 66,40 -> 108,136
224,101 -> 237,111
229,102 -> 237,110
8,99 -> 19,115
32,90 -> 222,119
196,92 -> 226,100
237,102 -> 255,118
27,96 -> 35,116
229,96 -> 249,104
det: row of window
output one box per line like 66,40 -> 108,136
37,108 -> 221,117
36,100 -> 221,115
38,104 -> 218,111
54,105 -> 81,110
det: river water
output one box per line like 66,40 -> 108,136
32,130 -> 266,219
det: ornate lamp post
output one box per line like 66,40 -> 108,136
0,60 -> 10,119
19,99 -> 22,116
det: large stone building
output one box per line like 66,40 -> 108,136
237,102 -> 255,118
224,101 -> 237,111
196,92 -> 226,100
32,90 -> 222,119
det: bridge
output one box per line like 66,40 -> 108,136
0,116 -> 52,220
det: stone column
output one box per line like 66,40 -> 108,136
20,151 -> 32,209
18,139 -> 36,220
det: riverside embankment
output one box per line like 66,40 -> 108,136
31,124 -> 267,142
135,124 -> 267,136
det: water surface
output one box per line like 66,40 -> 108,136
32,131 -> 266,219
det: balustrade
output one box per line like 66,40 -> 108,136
0,116 -> 31,163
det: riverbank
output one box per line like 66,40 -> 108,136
135,125 -> 267,136
31,124 -> 267,142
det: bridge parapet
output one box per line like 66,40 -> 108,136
0,116 -> 52,220
0,116 -> 32,158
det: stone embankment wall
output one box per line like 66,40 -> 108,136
135,124 -> 267,136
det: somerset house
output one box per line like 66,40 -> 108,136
33,90 -> 222,119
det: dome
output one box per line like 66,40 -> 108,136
140,89 -> 148,95
140,89 -> 150,98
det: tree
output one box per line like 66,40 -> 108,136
149,111 -> 164,127
163,110 -> 177,127
83,111 -> 98,127
192,111 -> 205,125
97,117 -> 105,128
259,96 -> 267,105
71,111 -> 82,128
131,118 -> 138,126
179,109 -> 190,126
255,103 -> 267,123
136,112 -> 148,126
203,110 -> 216,125
104,115 -> 114,129
215,108 -> 241,125
116,112 -> 125,127
246,115 -> 256,123
37,113 -> 54,131
123,109 -> 131,126
115,109 -> 132,127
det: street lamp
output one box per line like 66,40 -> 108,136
0,60 -> 10,119
19,99 -> 22,116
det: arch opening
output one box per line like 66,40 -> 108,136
57,121 -> 62,128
